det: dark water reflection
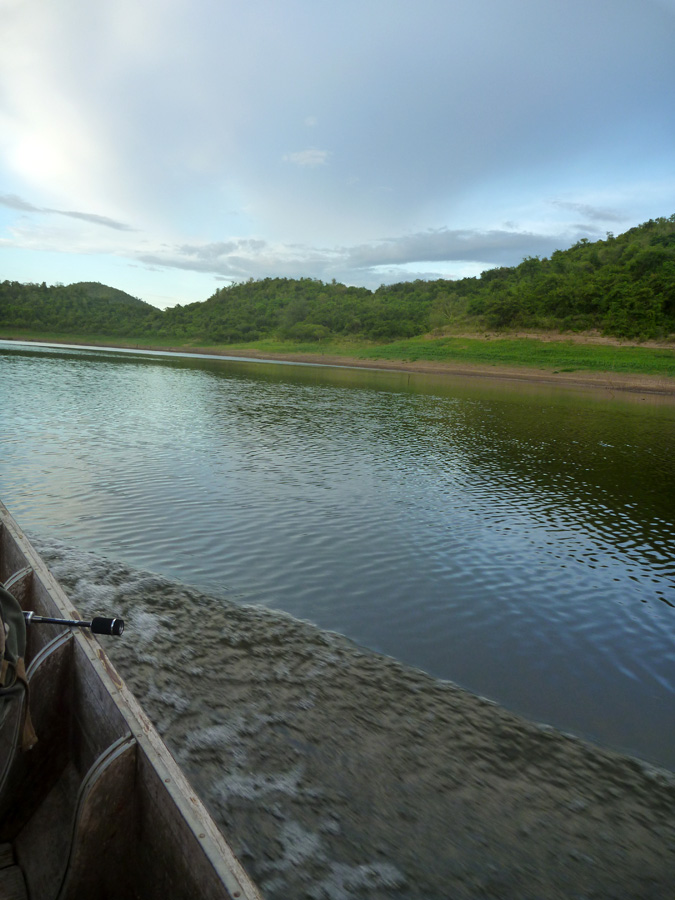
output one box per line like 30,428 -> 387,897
1,341 -> 674,768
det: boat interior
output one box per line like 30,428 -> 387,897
0,506 -> 260,900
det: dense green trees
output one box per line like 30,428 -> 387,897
0,281 -> 161,336
1,216 -> 674,343
464,216 -> 675,338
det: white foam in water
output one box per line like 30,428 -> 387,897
215,765 -> 305,802
24,534 -> 675,900
311,863 -> 407,900
125,609 -> 163,643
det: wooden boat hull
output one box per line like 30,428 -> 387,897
0,501 -> 262,900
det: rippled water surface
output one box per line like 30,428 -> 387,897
1,341 -> 674,767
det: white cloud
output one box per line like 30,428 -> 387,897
343,228 -> 581,269
0,193 -> 133,231
283,149 -> 330,167
549,200 -> 624,223
127,224 -> 594,291
0,0 -> 674,305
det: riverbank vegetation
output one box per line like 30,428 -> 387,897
2,330 -> 674,380
1,216 -> 674,376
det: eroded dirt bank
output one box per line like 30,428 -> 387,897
38,539 -> 675,900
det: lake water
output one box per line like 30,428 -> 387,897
1,340 -> 674,769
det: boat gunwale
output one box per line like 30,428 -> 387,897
0,501 -> 262,900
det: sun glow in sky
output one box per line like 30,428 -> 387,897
1,0 -> 674,308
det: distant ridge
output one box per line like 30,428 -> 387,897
1,215 -> 674,340
0,279 -> 162,335
70,282 -> 153,308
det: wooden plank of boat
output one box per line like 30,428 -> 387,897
0,501 -> 263,900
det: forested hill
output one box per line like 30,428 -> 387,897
1,215 -> 674,342
70,282 -> 154,307
0,280 -> 160,335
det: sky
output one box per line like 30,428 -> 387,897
1,0 -> 674,310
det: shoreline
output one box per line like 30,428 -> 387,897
193,345 -> 675,396
4,334 -> 675,396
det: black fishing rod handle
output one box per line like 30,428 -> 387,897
90,617 -> 125,636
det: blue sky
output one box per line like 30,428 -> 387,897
1,0 -> 674,309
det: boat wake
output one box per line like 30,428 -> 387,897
31,536 -> 675,900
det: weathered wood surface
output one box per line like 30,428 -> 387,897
0,844 -> 27,900
0,502 -> 263,900
0,864 -> 28,900
0,843 -> 13,868
56,737 -> 137,900
13,764 -> 80,900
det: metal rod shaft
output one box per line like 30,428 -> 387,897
23,612 -> 124,636
25,614 -> 88,626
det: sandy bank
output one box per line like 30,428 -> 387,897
39,540 -> 675,900
4,335 -> 675,396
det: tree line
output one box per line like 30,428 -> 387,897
1,216 -> 674,343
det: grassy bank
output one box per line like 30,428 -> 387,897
2,329 -> 675,379
352,335 -> 675,376
0,329 -> 192,350
209,334 -> 675,378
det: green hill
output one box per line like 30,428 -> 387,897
163,215 -> 675,341
1,215 -> 674,342
462,216 -> 675,337
71,282 -> 154,308
0,280 -> 161,335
